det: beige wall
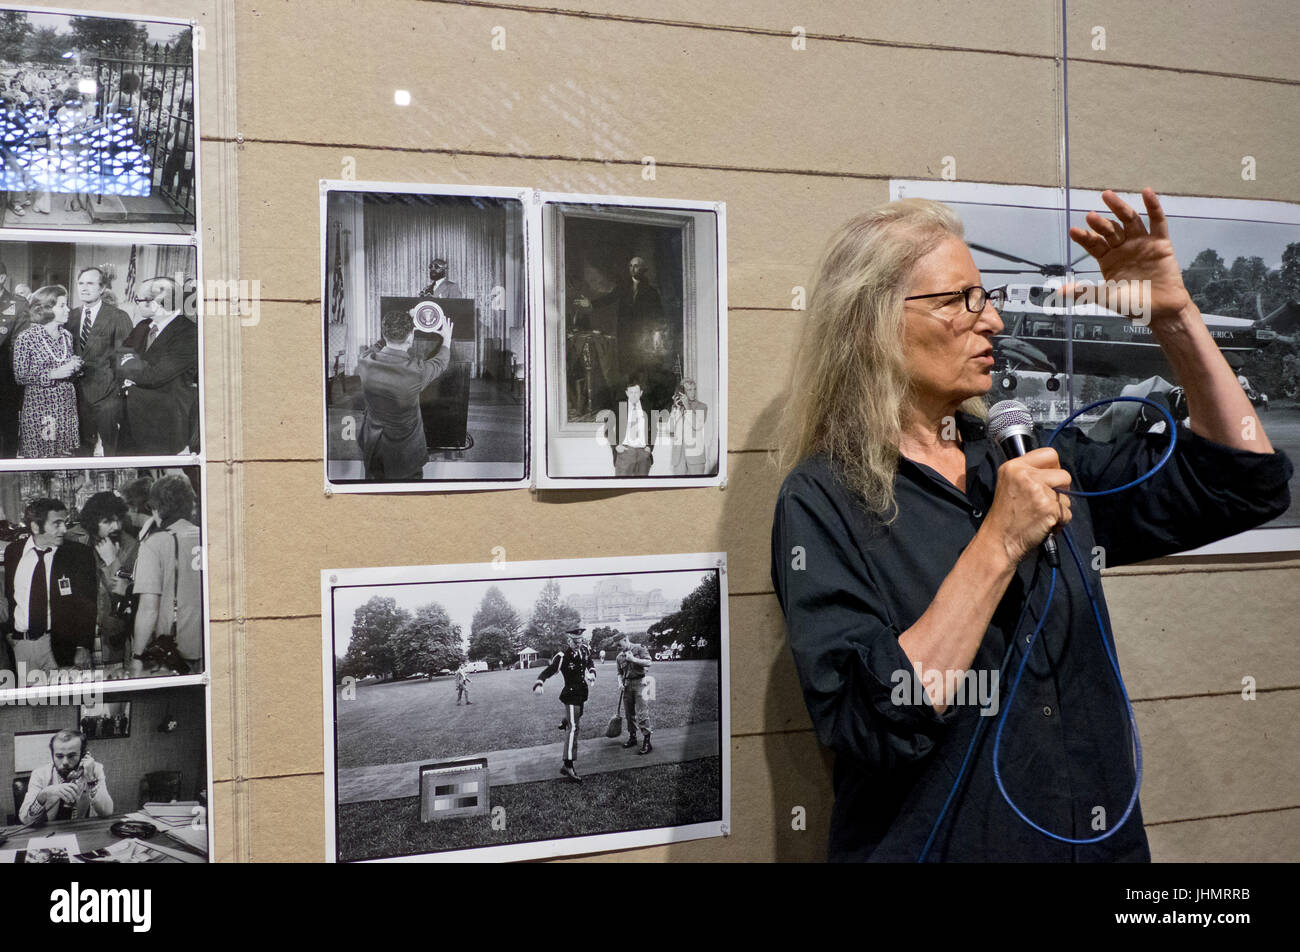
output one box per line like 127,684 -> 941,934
30,0 -> 1297,861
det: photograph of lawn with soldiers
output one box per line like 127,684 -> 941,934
323,554 -> 728,863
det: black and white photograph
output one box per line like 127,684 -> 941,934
78,697 -> 128,738
322,182 -> 530,492
893,179 -> 1300,553
0,683 -> 210,863
537,194 -> 726,488
0,236 -> 199,459
0,7 -> 196,234
0,465 -> 205,684
322,553 -> 729,862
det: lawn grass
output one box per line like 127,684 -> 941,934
336,660 -> 720,769
337,756 -> 722,861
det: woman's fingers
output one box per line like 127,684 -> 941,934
1101,189 -> 1149,238
1141,187 -> 1169,239
1068,226 -> 1111,260
1086,211 -> 1125,248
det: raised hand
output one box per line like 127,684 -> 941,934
1065,188 -> 1194,326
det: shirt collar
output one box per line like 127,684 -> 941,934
151,310 -> 181,336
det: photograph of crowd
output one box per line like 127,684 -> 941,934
323,184 -> 529,490
323,554 -> 728,862
0,238 -> 199,459
0,8 -> 196,233
0,684 -> 209,863
0,466 -> 204,684
539,195 -> 724,487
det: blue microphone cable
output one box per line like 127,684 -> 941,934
918,396 -> 1177,861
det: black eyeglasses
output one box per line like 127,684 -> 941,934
904,285 -> 1007,314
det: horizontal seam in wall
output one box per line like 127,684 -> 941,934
417,0 -> 1300,87
1068,55 -> 1300,88
731,726 -> 814,740
213,770 -> 322,784
417,0 -> 1057,62
1145,804 -> 1300,827
1132,685 -> 1298,703
224,138 -> 905,181
219,139 -> 1299,204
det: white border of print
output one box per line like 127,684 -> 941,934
319,180 -> 533,494
891,179 -> 1300,556
532,192 -> 728,490
320,551 -> 731,863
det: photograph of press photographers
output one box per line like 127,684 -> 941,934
323,553 -> 728,862
0,465 -> 204,685
538,195 -> 725,488
0,8 -> 196,234
0,684 -> 209,863
892,179 -> 1300,550
322,183 -> 529,491
0,237 -> 199,460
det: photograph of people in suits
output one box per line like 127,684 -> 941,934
0,244 -> 201,460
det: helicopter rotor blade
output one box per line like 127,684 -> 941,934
968,242 -> 1049,271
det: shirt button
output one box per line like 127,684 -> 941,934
1042,705 -> 1053,717
1025,634 -> 1032,644
972,509 -> 983,518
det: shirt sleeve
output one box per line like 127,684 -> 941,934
133,535 -> 165,597
19,766 -> 50,825
771,469 -> 960,770
1051,422 -> 1293,567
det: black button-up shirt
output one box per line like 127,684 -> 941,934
771,412 -> 1292,861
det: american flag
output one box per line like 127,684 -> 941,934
123,245 -> 137,302
328,223 -> 346,325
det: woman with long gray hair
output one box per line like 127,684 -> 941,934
771,189 -> 1290,861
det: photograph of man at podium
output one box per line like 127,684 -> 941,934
322,185 -> 529,491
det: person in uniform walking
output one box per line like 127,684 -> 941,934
532,627 -> 597,782
616,636 -> 654,754
455,664 -> 472,705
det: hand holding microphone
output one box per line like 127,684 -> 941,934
984,400 -> 1072,567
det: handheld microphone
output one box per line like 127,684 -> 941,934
986,399 -> 1060,568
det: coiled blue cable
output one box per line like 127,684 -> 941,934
918,395 -> 1177,861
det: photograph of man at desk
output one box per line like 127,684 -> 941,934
0,684 -> 208,862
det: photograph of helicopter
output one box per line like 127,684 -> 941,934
891,180 -> 1300,542
974,241 -> 1295,401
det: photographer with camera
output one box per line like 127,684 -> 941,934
129,475 -> 202,677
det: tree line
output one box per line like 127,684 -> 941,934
336,572 -> 723,683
